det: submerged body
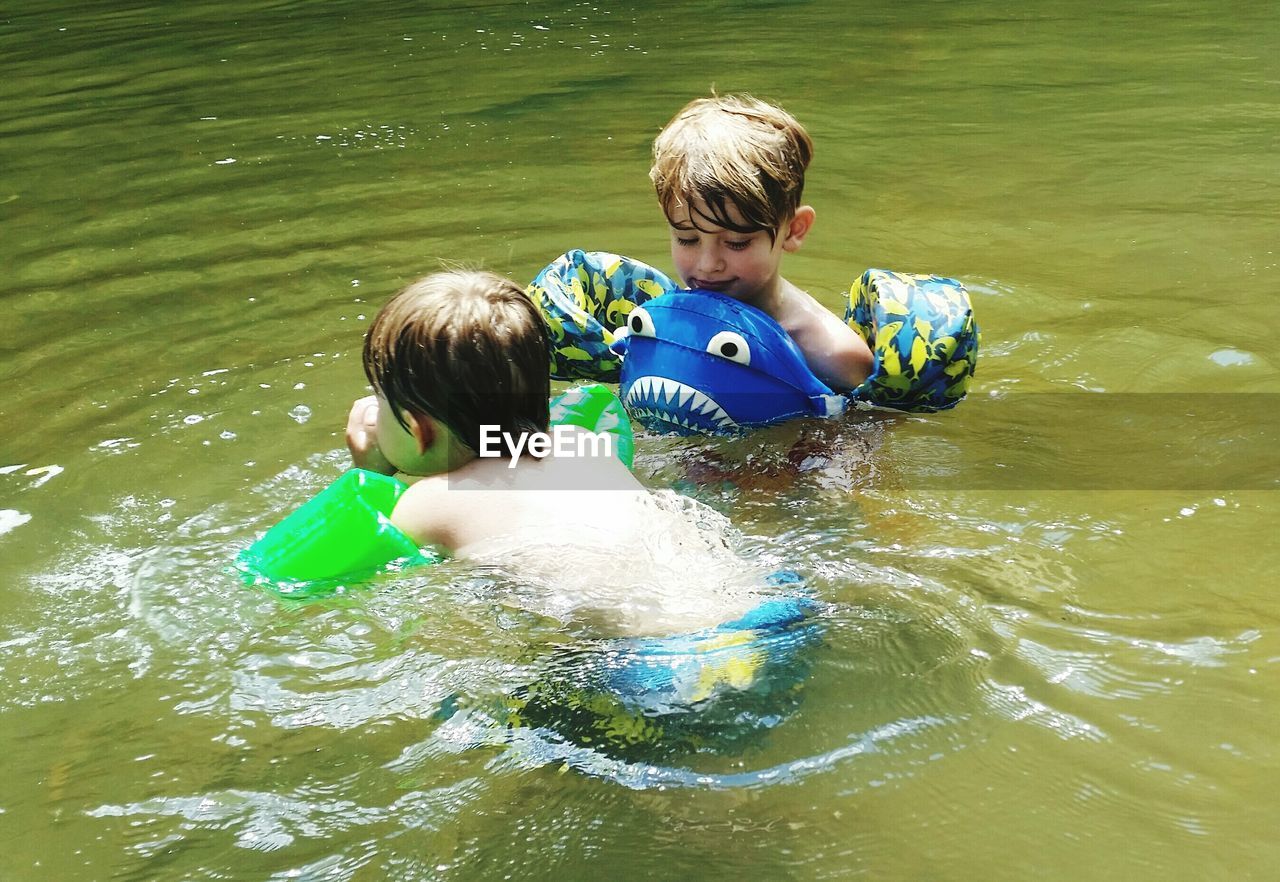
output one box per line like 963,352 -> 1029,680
455,487 -> 768,637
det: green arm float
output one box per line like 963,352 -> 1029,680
235,468 -> 439,597
236,384 -> 634,597
548,382 -> 635,469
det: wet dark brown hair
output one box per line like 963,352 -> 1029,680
362,270 -> 550,456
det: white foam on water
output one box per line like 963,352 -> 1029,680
0,509 -> 32,535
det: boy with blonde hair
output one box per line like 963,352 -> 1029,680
650,94 -> 873,391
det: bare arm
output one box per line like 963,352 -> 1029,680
782,292 -> 874,393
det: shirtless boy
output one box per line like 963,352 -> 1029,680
650,94 -> 874,391
345,269 -> 764,635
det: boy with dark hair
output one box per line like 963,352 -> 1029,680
344,269 -> 768,635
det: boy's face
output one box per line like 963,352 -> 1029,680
374,397 -> 426,474
374,397 -> 454,477
666,197 -> 806,304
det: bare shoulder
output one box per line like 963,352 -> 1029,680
389,475 -> 457,549
536,433 -> 642,491
777,285 -> 836,331
779,283 -> 873,391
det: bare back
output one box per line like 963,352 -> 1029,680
390,445 -> 764,636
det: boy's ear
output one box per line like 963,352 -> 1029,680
782,205 -> 816,253
408,412 -> 437,454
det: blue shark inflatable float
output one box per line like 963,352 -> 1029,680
610,290 -> 845,434
525,250 -> 980,434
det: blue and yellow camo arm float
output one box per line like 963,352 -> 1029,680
845,269 -> 980,412
525,250 -> 980,433
525,249 -> 680,381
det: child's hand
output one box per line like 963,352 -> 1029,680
345,396 -> 396,475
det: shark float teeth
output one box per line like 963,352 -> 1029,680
624,375 -> 738,432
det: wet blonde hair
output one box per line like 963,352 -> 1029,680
362,269 -> 550,455
650,94 -> 814,241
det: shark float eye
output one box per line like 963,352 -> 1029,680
706,330 -> 751,366
627,306 -> 656,338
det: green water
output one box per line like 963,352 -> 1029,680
2,0 -> 1278,879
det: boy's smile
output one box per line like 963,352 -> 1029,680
666,197 -> 812,308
